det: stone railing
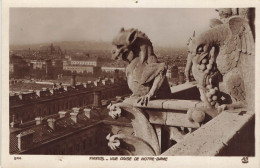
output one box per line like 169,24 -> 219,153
161,108 -> 255,156
107,82 -> 255,156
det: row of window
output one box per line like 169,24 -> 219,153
71,61 -> 97,66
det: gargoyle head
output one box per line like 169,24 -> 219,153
111,28 -> 138,62
187,31 -> 213,64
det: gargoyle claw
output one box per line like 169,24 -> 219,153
108,104 -> 122,119
107,133 -> 121,150
137,93 -> 152,106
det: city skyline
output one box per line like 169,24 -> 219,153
10,8 -> 219,48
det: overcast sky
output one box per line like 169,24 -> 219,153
10,8 -> 219,47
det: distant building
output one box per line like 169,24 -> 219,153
39,43 -> 63,57
63,65 -> 101,74
9,54 -> 29,78
63,55 -> 101,74
9,77 -> 130,124
101,67 -> 126,73
28,59 -> 63,79
29,60 -> 47,69
70,56 -> 99,67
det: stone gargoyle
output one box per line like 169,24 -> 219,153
111,28 -> 171,104
185,13 -> 254,114
107,28 -> 172,155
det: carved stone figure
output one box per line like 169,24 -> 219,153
111,28 -> 171,104
107,28 -> 173,155
185,8 -> 255,112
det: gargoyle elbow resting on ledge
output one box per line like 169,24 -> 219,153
111,28 -> 171,106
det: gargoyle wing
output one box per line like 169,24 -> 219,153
220,16 -> 255,73
140,63 -> 167,85
225,16 -> 254,55
223,16 -> 255,105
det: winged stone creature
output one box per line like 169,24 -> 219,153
106,28 -> 173,155
186,14 -> 255,112
111,28 -> 171,106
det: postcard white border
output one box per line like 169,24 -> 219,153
2,0 -> 260,168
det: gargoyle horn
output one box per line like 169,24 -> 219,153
127,29 -> 137,45
120,27 -> 125,32
193,31 -> 196,37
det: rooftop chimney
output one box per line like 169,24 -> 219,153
47,118 -> 56,130
10,114 -> 19,128
102,80 -> 106,85
83,108 -> 91,119
35,90 -> 41,97
110,78 -> 115,84
58,111 -> 67,118
83,83 -> 87,88
72,107 -> 80,113
94,80 -> 98,86
70,112 -> 78,123
35,117 -> 43,125
16,130 -> 35,151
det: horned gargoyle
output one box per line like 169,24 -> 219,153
106,28 -> 172,155
111,28 -> 171,104
185,10 -> 254,113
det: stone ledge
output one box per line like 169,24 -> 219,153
170,81 -> 197,93
134,99 -> 200,111
161,109 -> 255,156
146,110 -> 200,128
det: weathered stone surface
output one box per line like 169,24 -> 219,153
106,133 -> 156,155
134,99 -> 200,111
161,110 -> 254,156
144,110 -> 200,128
185,8 -> 255,112
111,28 -> 172,106
145,110 -> 167,125
170,81 -> 197,93
108,102 -> 160,155
162,100 -> 199,111
170,82 -> 201,100
134,99 -> 166,109
165,112 -> 200,128
154,125 -> 162,153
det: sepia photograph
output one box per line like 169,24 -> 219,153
1,1 -> 260,168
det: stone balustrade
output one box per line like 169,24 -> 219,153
161,109 -> 255,156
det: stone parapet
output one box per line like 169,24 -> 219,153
161,109 -> 254,156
